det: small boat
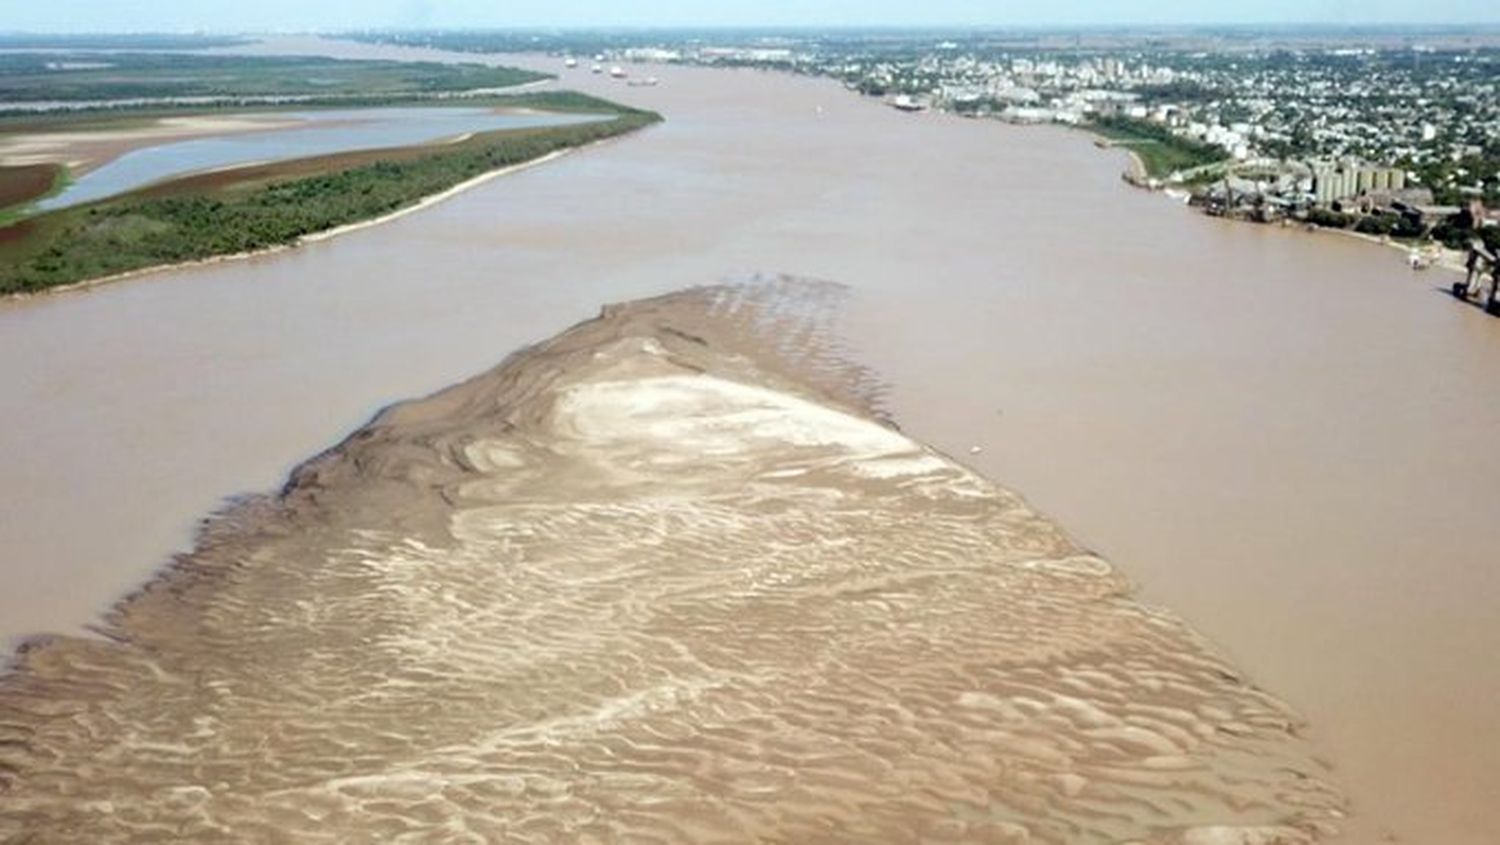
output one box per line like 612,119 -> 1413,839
890,94 -> 925,112
627,76 -> 660,88
609,66 -> 627,79
591,63 -> 603,74
564,57 -> 577,68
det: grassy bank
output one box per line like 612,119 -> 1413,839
1089,115 -> 1228,180
0,93 -> 659,295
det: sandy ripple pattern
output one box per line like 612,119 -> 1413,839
0,281 -> 1343,843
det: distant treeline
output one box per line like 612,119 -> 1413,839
0,93 -> 659,295
0,90 -> 575,124
0,52 -> 549,103
348,30 -> 650,58
0,34 -> 252,50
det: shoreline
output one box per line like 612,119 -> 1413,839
1,133 -> 630,304
1082,130 -> 1150,185
1323,225 -> 1469,273
301,145 -> 572,243
1073,123 -> 1474,277
1121,146 -> 1148,186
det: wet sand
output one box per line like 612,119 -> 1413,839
1,39 -> 1498,842
0,284 -> 1345,842
0,113 -> 307,175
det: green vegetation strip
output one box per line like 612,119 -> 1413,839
0,93 -> 659,295
1089,115 -> 1228,179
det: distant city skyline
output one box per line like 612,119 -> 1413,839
5,1 -> 1499,33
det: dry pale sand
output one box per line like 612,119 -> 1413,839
0,104 -> 579,180
0,282 -> 1343,843
0,114 -> 307,175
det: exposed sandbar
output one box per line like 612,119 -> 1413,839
0,114 -> 308,175
0,282 -> 1344,842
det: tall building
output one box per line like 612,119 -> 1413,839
1313,166 -> 1338,204
1312,163 -> 1407,205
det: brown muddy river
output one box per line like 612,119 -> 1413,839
1,38 -> 1498,842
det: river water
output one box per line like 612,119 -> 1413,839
1,37 -> 1497,842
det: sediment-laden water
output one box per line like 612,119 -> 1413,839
0,284 -> 1343,843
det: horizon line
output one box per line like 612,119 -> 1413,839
4,22 -> 1500,35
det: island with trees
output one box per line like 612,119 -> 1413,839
0,92 -> 660,295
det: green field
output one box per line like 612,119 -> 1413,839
1090,115 -> 1229,180
0,52 -> 549,105
0,93 -> 660,295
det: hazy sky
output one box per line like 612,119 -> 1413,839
6,0 -> 1498,32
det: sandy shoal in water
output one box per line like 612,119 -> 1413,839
0,281 -> 1342,843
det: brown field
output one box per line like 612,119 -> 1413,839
0,163 -> 60,212
0,218 -> 33,246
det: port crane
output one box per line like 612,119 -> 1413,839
1452,242 -> 1500,315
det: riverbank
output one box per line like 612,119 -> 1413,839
0,92 -> 660,295
1324,225 -> 1471,273
1076,121 -> 1494,279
